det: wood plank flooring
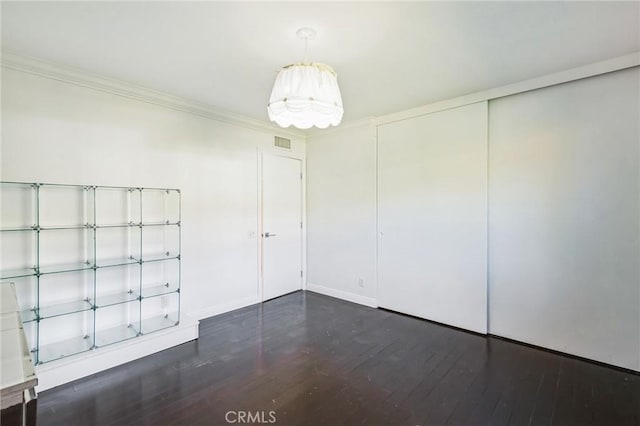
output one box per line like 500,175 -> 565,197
37,291 -> 640,425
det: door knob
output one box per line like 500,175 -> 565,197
263,232 -> 277,238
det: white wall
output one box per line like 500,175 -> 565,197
377,102 -> 488,334
305,66 -> 639,371
8,56 -> 637,384
488,67 -> 640,371
306,122 -> 377,307
0,68 -> 305,387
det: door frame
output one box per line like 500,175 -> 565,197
257,150 -> 306,302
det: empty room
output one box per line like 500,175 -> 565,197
0,1 -> 639,425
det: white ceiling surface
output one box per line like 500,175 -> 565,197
2,2 -> 639,131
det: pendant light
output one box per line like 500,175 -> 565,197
267,28 -> 344,129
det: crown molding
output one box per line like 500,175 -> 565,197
375,51 -> 640,126
0,51 -> 306,140
4,51 -> 638,138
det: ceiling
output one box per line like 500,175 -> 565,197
2,1 -> 639,133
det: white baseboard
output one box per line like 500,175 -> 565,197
36,320 -> 199,392
306,282 -> 378,308
185,295 -> 261,322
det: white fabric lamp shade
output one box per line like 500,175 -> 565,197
267,62 -> 344,129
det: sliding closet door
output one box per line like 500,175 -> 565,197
377,102 -> 488,333
489,68 -> 640,371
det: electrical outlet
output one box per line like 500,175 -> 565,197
358,277 -> 365,288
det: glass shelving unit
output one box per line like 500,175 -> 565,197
0,181 -> 181,364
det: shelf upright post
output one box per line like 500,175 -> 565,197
177,189 -> 181,324
91,185 -> 97,350
126,187 -> 131,327
34,182 -> 40,364
138,188 -> 143,334
163,189 -> 167,300
162,189 -> 169,307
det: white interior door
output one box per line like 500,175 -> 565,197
261,154 -> 303,301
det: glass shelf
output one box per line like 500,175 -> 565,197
38,299 -> 93,320
0,226 -> 37,232
95,226 -> 141,264
19,308 -> 38,324
39,262 -> 93,275
1,230 -> 37,277
95,186 -> 140,228
95,257 -> 139,268
0,268 -> 37,280
142,224 -> 180,262
95,223 -> 140,229
139,253 -> 180,263
141,188 -> 180,224
39,226 -> 95,273
38,310 -> 94,363
39,224 -> 93,231
94,300 -> 140,347
38,334 -> 93,364
39,183 -> 94,230
0,182 -> 37,230
1,181 -> 180,365
95,290 -> 139,309
94,323 -> 139,348
141,221 -> 180,227
141,284 -> 178,299
142,257 -> 179,299
138,314 -> 179,335
9,276 -> 38,328
140,292 -> 179,335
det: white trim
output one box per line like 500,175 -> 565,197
184,296 -> 260,322
484,99 -> 491,335
4,50 -> 637,137
256,149 -> 264,302
301,156 -> 308,292
306,282 -> 378,309
373,121 -> 380,307
259,152 -> 305,301
0,51 -> 305,140
375,52 -> 640,126
35,320 -> 198,392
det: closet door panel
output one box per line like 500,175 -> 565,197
377,101 -> 488,333
488,68 -> 640,371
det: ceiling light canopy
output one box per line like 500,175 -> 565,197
268,28 -> 344,130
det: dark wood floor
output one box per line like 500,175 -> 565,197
38,291 -> 640,426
